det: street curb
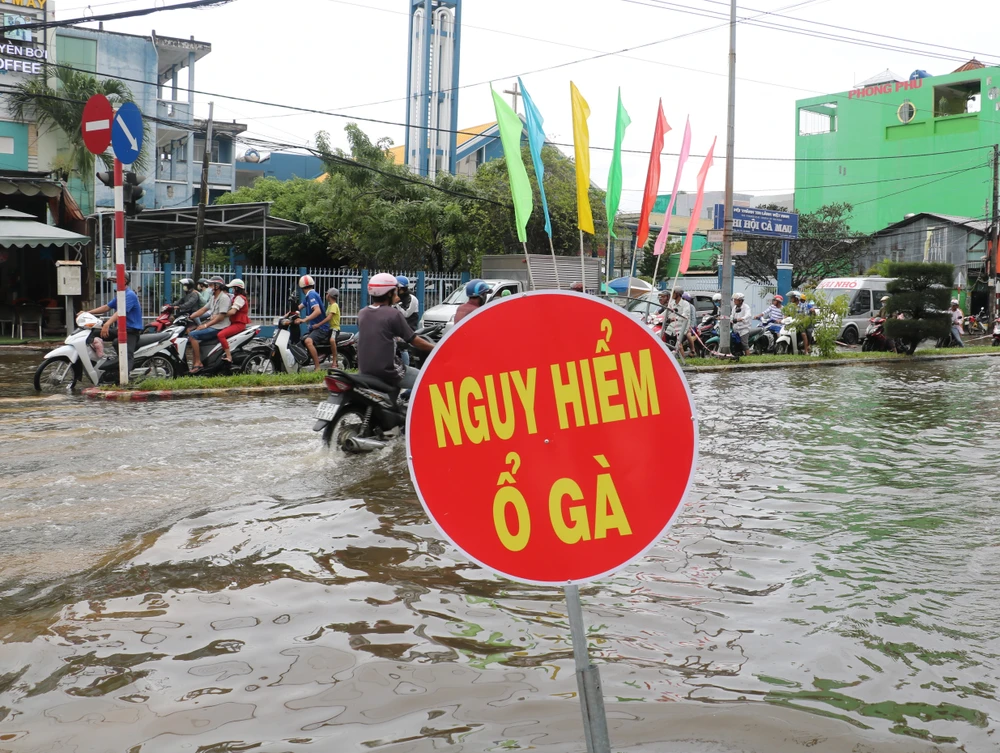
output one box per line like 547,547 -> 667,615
82,383 -> 327,401
682,350 -> 1000,373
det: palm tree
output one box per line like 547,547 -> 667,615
9,66 -> 151,209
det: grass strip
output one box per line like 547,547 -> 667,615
103,370 -> 328,392
684,345 -> 996,368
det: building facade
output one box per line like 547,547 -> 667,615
795,62 -> 1000,234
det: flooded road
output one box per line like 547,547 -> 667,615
0,349 -> 997,752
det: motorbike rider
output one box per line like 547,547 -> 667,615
710,292 -> 722,317
216,279 -> 250,363
762,294 -> 785,325
296,275 -> 329,371
878,295 -> 891,318
395,276 -> 420,330
570,281 -> 584,293
87,272 -> 144,373
358,272 -> 434,391
787,290 -> 811,354
949,298 -> 965,347
731,292 -> 752,348
188,277 -> 232,373
455,279 -> 491,324
665,287 -> 696,355
173,278 -> 201,317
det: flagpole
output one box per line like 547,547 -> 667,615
548,235 -> 561,289
579,231 -> 587,291
522,242 -> 536,291
605,229 -> 612,294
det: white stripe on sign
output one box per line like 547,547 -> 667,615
85,119 -> 110,132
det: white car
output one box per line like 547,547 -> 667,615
420,279 -> 524,330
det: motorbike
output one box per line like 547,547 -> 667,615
861,316 -> 898,352
703,321 -> 747,357
404,322 -> 445,369
184,317 -> 263,376
774,317 -> 805,355
749,318 -> 782,355
965,307 -> 989,337
313,369 -> 407,452
33,313 -> 184,391
242,313 -> 355,374
144,304 -> 177,333
993,319 -> 1000,346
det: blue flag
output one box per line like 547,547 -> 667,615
518,78 -> 552,239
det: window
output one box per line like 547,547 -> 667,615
849,290 -> 872,316
798,102 -> 837,135
55,35 -> 97,73
0,136 -> 13,155
934,80 -> 981,117
897,100 -> 916,123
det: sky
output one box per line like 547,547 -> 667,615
57,0 -> 998,211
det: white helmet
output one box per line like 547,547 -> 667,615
732,292 -> 745,301
298,274 -> 315,289
712,293 -> 722,302
951,298 -> 959,305
75,312 -> 101,329
227,278 -> 245,289
368,272 -> 399,297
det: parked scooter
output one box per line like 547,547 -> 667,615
313,369 -> 407,452
774,317 -> 803,355
750,318 -> 782,355
993,319 -> 1000,347
861,316 -> 897,352
144,304 -> 176,333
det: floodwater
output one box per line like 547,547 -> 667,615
0,349 -> 997,753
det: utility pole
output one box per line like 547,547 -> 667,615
192,101 -> 214,282
991,143 -> 999,324
719,0 -> 737,354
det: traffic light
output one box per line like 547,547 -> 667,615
123,171 -> 145,217
96,171 -> 113,188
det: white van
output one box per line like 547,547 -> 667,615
815,277 -> 894,345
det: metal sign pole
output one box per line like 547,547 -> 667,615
113,158 -> 129,386
564,585 -> 610,753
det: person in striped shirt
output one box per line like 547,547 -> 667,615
762,295 -> 785,325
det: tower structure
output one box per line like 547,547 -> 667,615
405,0 -> 462,179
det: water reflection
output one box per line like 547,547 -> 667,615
0,354 -> 997,751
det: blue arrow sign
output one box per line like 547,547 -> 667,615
111,102 -> 143,165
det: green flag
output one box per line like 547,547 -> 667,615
605,88 -> 631,239
491,86 -> 533,243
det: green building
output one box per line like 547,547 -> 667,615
795,62 -> 1000,234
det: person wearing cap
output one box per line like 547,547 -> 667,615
731,292 -> 752,348
188,277 -> 231,373
949,298 -> 965,347
215,279 -> 250,363
296,275 -> 328,371
665,286 -> 696,355
455,279 -> 491,325
878,295 -> 891,319
394,276 -> 420,330
173,278 -> 201,317
763,294 -> 785,325
88,271 -> 143,373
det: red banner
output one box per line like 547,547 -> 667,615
635,101 -> 671,251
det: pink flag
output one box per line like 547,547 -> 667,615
680,136 -> 716,276
635,101 -> 671,250
653,116 -> 691,256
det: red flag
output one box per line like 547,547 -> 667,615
680,137 -> 716,276
635,100 -> 671,250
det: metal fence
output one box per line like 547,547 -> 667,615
94,260 -> 465,328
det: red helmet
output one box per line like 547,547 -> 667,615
368,272 -> 399,297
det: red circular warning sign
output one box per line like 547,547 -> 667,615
406,291 -> 697,585
81,94 -> 113,156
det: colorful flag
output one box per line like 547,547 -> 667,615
518,78 -> 552,239
635,100 -> 671,250
605,88 -> 631,239
491,85 -> 534,243
680,136 -> 717,275
654,116 -> 691,256
570,82 -> 594,235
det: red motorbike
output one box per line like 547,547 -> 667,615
861,316 -> 899,352
143,304 -> 176,333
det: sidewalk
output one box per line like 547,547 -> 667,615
682,349 -> 1000,372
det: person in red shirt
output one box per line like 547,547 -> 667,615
454,279 -> 491,325
217,279 -> 250,362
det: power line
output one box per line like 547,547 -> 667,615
8,0 -> 234,32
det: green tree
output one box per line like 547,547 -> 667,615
736,203 -> 870,287
637,238 -> 682,287
9,65 -> 151,211
883,262 -> 953,355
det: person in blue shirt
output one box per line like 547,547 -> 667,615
88,272 -> 144,373
295,275 -> 328,370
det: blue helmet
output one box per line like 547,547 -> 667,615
396,275 -> 410,289
465,279 -> 491,299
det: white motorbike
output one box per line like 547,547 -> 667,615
33,313 -> 181,392
774,316 -> 800,355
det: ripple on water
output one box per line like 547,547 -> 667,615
0,354 -> 998,751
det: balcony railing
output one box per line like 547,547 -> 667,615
156,99 -> 192,124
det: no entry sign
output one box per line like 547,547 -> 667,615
81,94 -> 113,155
407,291 -> 697,585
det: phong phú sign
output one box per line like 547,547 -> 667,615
406,291 -> 698,586
848,77 -> 924,99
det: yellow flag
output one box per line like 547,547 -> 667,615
570,82 -> 595,235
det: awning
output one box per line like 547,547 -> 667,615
105,202 -> 309,250
0,208 -> 90,249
